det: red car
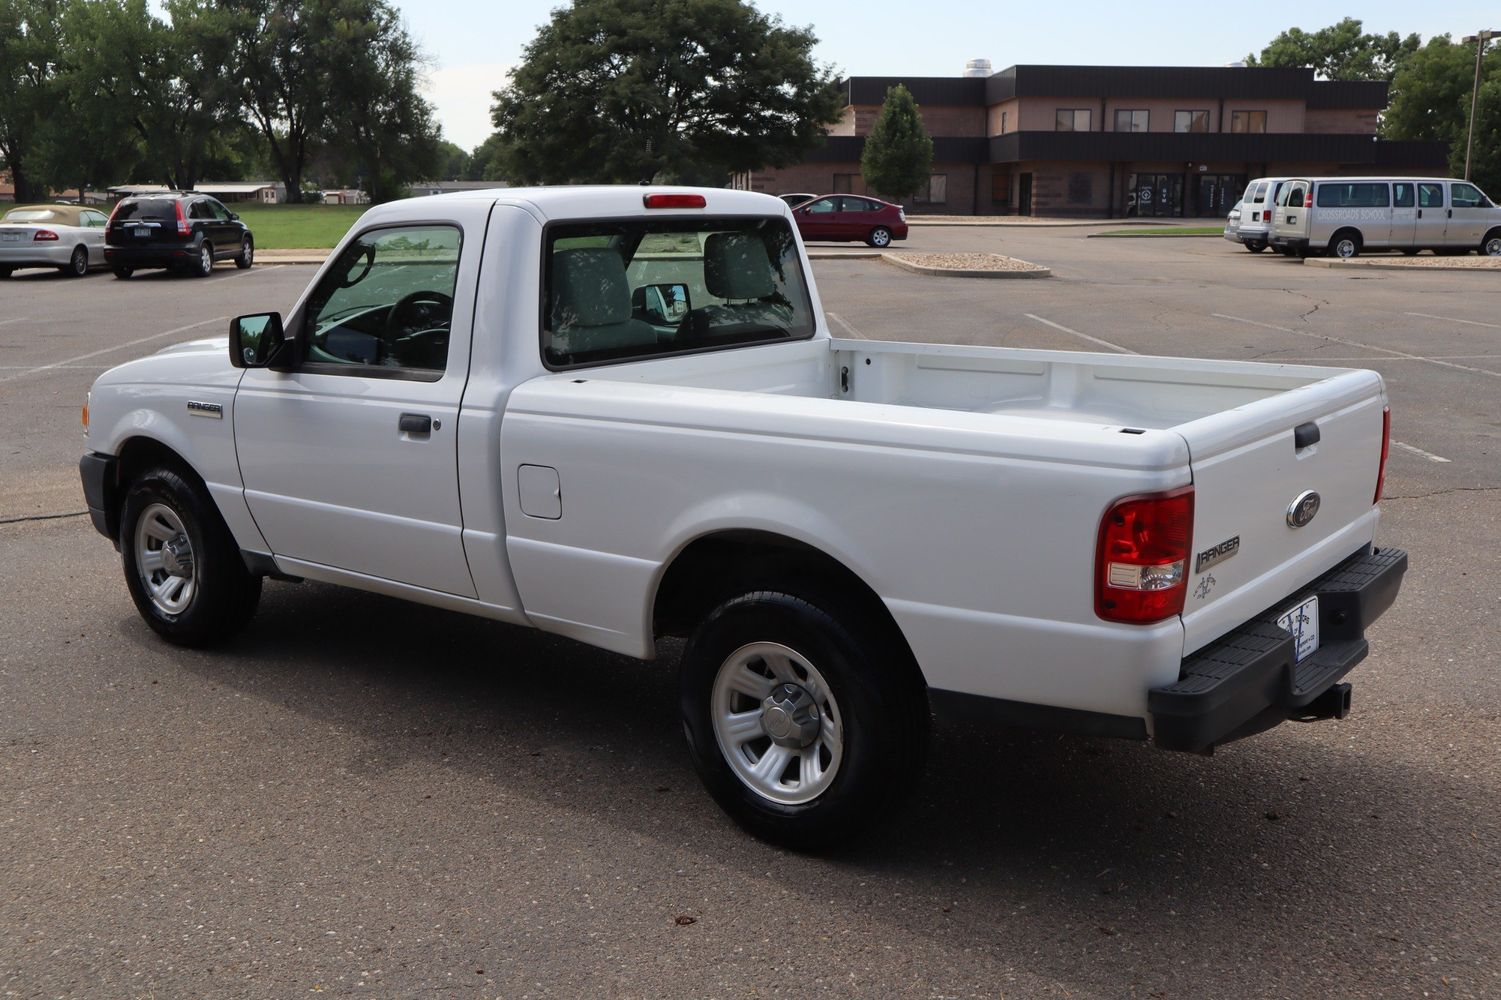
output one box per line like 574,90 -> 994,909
791,195 -> 909,248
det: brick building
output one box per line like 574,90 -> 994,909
735,65 -> 1448,218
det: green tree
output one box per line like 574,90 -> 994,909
465,133 -> 509,181
436,140 -> 470,181
319,1 -> 441,202
491,0 -> 842,184
860,84 -> 933,203
0,0 -> 60,202
1383,36 -> 1501,194
1247,17 -> 1420,81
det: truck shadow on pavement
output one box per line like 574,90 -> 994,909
149,579 -> 1494,998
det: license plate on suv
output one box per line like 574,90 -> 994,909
1276,595 -> 1320,663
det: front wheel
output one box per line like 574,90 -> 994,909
119,466 -> 261,646
680,589 -> 927,850
867,226 -> 892,248
1483,230 -> 1501,257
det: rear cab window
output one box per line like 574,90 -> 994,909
112,199 -> 179,221
543,216 -> 815,369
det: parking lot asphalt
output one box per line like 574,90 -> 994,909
2,232 -> 1499,999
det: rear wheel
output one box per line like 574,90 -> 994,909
680,587 -> 927,850
235,235 -> 254,269
1246,241 -> 1267,253
194,242 -> 214,277
61,246 -> 89,277
119,466 -> 261,646
1329,231 -> 1361,259
1483,229 -> 1501,257
0,266 -> 12,278
867,226 -> 892,248
112,266 -> 134,279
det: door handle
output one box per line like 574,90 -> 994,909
1447,209 -> 1453,218
398,413 -> 432,435
1417,209 -> 1423,218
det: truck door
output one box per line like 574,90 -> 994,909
234,222 -> 479,597
1446,181 -> 1493,248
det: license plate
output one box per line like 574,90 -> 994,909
133,228 -> 151,238
0,232 -> 20,242
1276,595 -> 1320,663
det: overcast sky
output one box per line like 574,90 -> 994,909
397,2 -> 1498,149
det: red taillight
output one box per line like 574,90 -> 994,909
174,199 -> 189,236
1096,486 -> 1195,624
33,229 -> 59,241
106,200 -> 124,227
643,193 -> 706,209
1374,406 -> 1390,504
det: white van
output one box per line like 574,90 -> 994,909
1271,177 -> 1501,258
1228,177 -> 1292,253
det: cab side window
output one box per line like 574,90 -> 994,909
302,225 -> 461,379
1451,183 -> 1488,208
804,198 -> 838,214
1418,183 -> 1444,209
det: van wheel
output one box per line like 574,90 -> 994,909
1483,230 -> 1501,257
1329,231 -> 1361,259
1246,242 -> 1267,253
1400,249 -> 1420,256
119,466 -> 261,647
679,588 -> 927,850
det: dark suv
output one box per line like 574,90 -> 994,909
104,192 -> 254,278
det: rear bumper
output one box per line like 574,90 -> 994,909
104,243 -> 198,268
1150,545 -> 1407,753
1271,236 -> 1309,254
0,244 -> 72,267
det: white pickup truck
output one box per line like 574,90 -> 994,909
80,187 -> 1406,847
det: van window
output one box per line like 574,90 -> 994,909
1452,183 -> 1489,208
1279,184 -> 1306,209
1393,183 -> 1415,208
1250,181 -> 1268,205
1241,181 -> 1259,203
1315,183 -> 1390,209
1418,183 -> 1444,209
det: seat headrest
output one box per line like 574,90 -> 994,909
551,248 -> 632,328
704,232 -> 774,300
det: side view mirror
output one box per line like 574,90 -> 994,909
644,282 -> 690,323
230,211 -> 240,220
229,312 -> 289,369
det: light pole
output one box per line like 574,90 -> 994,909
1462,30 -> 1497,181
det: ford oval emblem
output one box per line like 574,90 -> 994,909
1286,490 -> 1321,528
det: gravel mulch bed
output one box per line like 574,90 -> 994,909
1310,256 -> 1501,271
887,251 -> 1045,272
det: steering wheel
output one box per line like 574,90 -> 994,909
384,291 -> 454,369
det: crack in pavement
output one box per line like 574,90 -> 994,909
1383,486 -> 1501,501
1283,288 -> 1331,323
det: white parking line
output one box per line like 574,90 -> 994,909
1023,314 -> 1136,354
825,311 -> 866,339
1392,441 -> 1452,463
1404,312 -> 1501,330
0,316 -> 32,328
1211,313 -> 1501,380
238,264 -> 287,277
0,316 -> 229,385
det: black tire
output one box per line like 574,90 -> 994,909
866,226 -> 893,248
1246,241 -> 1267,253
235,235 -> 254,269
1327,230 -> 1361,259
1482,229 -> 1501,257
119,466 -> 261,647
1400,249 -> 1420,256
194,242 -> 214,277
0,266 -> 11,278
679,587 -> 928,850
112,266 -> 134,279
60,246 -> 90,276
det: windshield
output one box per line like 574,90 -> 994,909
542,216 -> 815,369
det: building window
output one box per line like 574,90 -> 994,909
1055,109 -> 1091,132
1230,110 -> 1267,134
832,173 -> 856,193
916,175 -> 947,205
1174,110 -> 1210,133
1114,109 -> 1148,132
1001,111 -> 1007,133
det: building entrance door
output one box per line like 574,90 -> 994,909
1197,173 -> 1245,217
1018,173 -> 1033,216
1127,173 -> 1181,217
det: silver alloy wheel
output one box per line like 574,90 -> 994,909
134,502 -> 197,615
1485,235 -> 1501,257
1335,237 -> 1357,258
199,244 -> 213,275
240,238 -> 253,266
871,227 -> 891,247
70,246 -> 88,275
710,641 -> 844,805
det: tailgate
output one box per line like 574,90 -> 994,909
1177,369 -> 1386,654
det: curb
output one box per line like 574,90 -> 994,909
1302,257 -> 1501,272
1086,232 -> 1223,239
880,254 -> 1050,279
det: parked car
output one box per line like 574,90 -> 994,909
792,194 -> 909,248
1271,176 -> 1501,258
80,187 -> 1405,848
0,204 -> 109,277
777,192 -> 818,208
104,192 -> 254,278
1230,177 -> 1293,253
1222,201 -> 1242,245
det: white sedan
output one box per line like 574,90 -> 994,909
0,204 -> 109,278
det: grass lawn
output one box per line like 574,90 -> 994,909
1090,226 -> 1226,237
232,203 -> 368,249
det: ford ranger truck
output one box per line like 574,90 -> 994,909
79,187 -> 1407,848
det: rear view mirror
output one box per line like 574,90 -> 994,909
229,312 -> 287,368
